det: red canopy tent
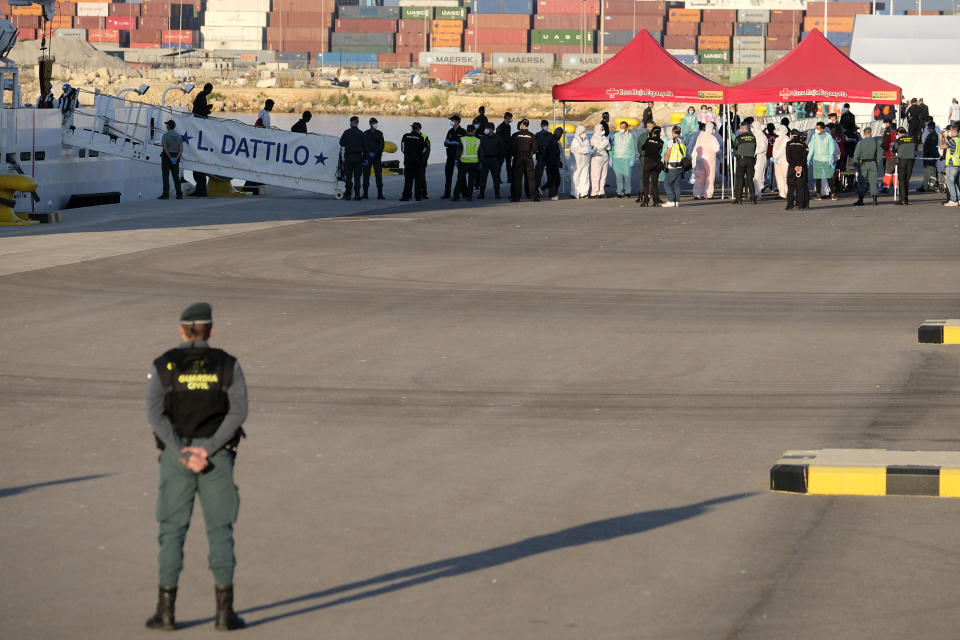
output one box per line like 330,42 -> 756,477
552,29 -> 727,104
725,29 -> 901,105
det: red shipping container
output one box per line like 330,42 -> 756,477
769,9 -> 803,22
106,16 -> 137,30
535,14 -> 597,29
74,16 -> 102,29
140,16 -> 168,29
334,18 -> 396,33
110,3 -> 141,16
662,34 -> 695,49
395,31 -> 426,47
397,19 -> 430,33
463,28 -> 528,45
268,39 -> 326,52
50,16 -> 73,29
161,29 -> 193,44
131,28 -> 163,43
59,2 -> 77,17
666,21 -> 698,36
766,22 -> 799,37
130,42 -> 162,48
10,15 -> 40,29
88,29 -> 121,43
537,0 -> 599,14
266,26 -> 329,41
429,64 -> 473,84
269,11 -> 333,27
602,0 -> 665,15
396,45 -> 425,56
601,14 -> 662,30
468,13 -> 531,29
698,22 -> 732,36
18,28 -> 37,40
702,9 -> 736,22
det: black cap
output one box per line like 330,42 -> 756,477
369,117 -> 378,124
165,119 -> 176,128
898,127 -> 907,134
504,111 -> 513,118
450,114 -> 461,121
180,302 -> 212,324
927,120 -> 936,128
412,122 -> 422,129
350,115 -> 359,123
540,119 -> 549,127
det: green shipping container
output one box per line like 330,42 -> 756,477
433,6 -> 466,20
531,29 -> 595,45
401,6 -> 431,19
698,49 -> 730,63
728,66 -> 751,83
332,45 -> 395,54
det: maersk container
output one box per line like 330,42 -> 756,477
472,0 -> 534,14
531,29 -> 595,45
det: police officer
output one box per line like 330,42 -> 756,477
893,127 -> 916,205
453,124 -> 481,202
418,130 -> 431,200
159,119 -> 183,200
442,114 -> 467,199
363,117 -> 385,200
785,129 -> 810,211
533,119 -> 554,198
732,121 -> 758,204
189,83 -> 214,197
496,112 -> 514,183
339,115 -> 368,201
852,126 -> 882,206
400,122 -> 427,202
473,106 -> 489,136
145,302 -> 247,631
478,123 -> 504,199
510,118 -> 538,202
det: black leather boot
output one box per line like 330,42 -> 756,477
145,586 -> 176,630
854,195 -> 864,206
377,190 -> 385,200
215,585 -> 245,631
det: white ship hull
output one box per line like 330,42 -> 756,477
1,107 -> 159,214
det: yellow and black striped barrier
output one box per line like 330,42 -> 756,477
918,319 -> 960,344
771,449 -> 960,497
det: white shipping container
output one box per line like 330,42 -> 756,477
205,0 -> 271,12
203,11 -> 268,27
737,9 -> 770,23
56,28 -> 87,39
733,36 -> 765,50
201,38 -> 267,50
733,49 -> 765,63
77,2 -> 110,17
200,26 -> 266,41
666,48 -> 696,56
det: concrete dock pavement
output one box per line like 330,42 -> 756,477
3,187 -> 960,638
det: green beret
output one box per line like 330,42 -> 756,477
180,302 -> 212,324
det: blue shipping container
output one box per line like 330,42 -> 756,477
337,5 -> 400,18
673,54 -> 699,64
472,0 -> 534,14
826,31 -> 852,47
316,52 -> 380,67
735,23 -> 765,36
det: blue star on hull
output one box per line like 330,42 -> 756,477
181,132 -> 193,145
315,152 -> 327,165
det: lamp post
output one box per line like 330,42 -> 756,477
161,83 -> 195,107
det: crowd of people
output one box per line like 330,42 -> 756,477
382,100 -> 960,210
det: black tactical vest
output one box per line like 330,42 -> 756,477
154,347 -> 235,440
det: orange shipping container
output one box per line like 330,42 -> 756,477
699,22 -> 733,36
770,9 -> 804,22
12,4 -> 42,15
697,35 -> 729,49
468,13 -> 531,29
430,33 -> 462,46
766,22 -> 800,37
667,8 -> 700,22
765,35 -> 796,49
431,19 -> 463,33
803,16 -> 855,32
429,64 -> 473,84
702,9 -> 736,21
806,1 -> 870,16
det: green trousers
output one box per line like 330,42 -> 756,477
922,165 -> 938,191
156,442 -> 239,587
857,162 -> 879,197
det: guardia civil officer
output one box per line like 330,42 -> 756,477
893,127 -> 917,205
851,126 -> 882,206
339,116 -> 368,200
785,130 -> 810,211
478,123 -> 504,199
732,121 -> 758,204
159,120 -> 183,200
400,122 -> 427,202
145,303 -> 247,631
496,112 -> 514,183
533,120 -> 554,198
442,114 -> 467,199
510,119 -> 539,202
363,117 -> 385,200
453,124 -> 481,201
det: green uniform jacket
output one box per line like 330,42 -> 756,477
852,136 -> 883,166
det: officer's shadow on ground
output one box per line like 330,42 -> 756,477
177,491 -> 756,629
0,473 -> 112,499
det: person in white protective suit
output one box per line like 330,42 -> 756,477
751,119 -> 769,200
589,123 -> 610,197
569,125 -> 592,198
771,124 -> 790,198
691,122 -> 721,199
